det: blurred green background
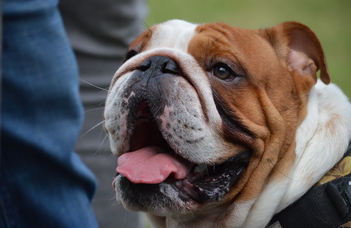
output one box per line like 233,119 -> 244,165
146,0 -> 351,98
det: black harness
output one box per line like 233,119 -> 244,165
266,144 -> 351,228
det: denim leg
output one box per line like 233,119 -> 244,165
1,0 -> 98,227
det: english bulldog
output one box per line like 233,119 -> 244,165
104,20 -> 351,227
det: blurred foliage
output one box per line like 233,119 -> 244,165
146,0 -> 351,98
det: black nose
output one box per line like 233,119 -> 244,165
138,56 -> 180,75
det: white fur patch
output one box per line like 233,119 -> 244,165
148,19 -> 198,52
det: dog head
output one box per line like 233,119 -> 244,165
104,20 -> 330,227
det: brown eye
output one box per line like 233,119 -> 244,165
212,64 -> 233,80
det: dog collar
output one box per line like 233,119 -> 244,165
266,142 -> 351,228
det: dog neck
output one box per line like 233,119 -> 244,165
278,81 -> 351,210
236,81 -> 351,228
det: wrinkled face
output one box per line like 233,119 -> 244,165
104,20 -> 303,217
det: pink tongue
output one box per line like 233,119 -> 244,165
117,146 -> 192,184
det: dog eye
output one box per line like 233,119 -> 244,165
123,50 -> 138,62
212,64 -> 234,80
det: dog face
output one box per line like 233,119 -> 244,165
104,20 -> 331,227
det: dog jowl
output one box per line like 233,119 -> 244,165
104,20 -> 351,228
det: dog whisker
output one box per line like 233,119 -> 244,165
80,120 -> 105,138
80,78 -> 109,91
93,134 -> 109,156
84,107 -> 105,114
267,158 -> 296,181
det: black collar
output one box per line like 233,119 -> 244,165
266,143 -> 351,228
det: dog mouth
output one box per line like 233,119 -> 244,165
114,101 -> 250,203
172,151 -> 249,202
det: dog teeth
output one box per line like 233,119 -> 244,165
194,164 -> 207,173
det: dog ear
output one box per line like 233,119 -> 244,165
261,22 -> 330,86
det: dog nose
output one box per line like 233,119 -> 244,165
138,56 -> 180,75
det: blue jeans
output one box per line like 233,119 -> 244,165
1,0 -> 99,227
